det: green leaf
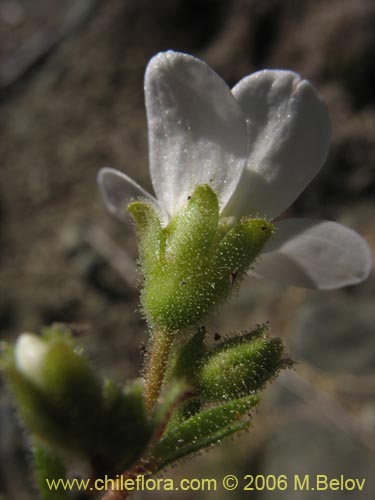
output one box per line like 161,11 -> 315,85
151,395 -> 259,468
155,421 -> 250,470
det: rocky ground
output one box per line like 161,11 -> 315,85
0,1 -> 373,499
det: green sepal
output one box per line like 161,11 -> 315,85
140,185 -> 220,331
32,443 -> 68,500
128,201 -> 164,276
165,184 -> 219,260
133,184 -> 274,331
211,218 -> 274,286
151,395 -> 258,469
198,325 -> 291,401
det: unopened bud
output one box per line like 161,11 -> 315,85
198,326 -> 291,401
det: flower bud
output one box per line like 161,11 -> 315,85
2,332 -> 152,470
4,333 -> 104,453
198,326 -> 291,401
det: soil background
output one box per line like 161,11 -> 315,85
0,1 -> 374,499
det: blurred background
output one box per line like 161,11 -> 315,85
0,0 -> 374,499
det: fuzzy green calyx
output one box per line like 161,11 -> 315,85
198,325 -> 291,401
127,201 -> 164,277
129,184 -> 274,331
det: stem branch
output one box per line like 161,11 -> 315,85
143,329 -> 174,413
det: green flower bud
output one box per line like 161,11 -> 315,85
4,333 -> 103,455
198,326 -> 291,401
15,333 -> 102,411
2,333 -> 152,471
129,184 -> 273,331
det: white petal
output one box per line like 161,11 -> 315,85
251,219 -> 372,289
15,333 -> 49,388
97,168 -> 164,222
145,50 -> 248,216
225,70 -> 331,219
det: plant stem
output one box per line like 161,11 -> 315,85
102,463 -> 150,500
143,329 -> 174,413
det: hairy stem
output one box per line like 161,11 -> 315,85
143,329 -> 174,413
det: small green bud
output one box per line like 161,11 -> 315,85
2,333 -> 152,471
3,333 -> 103,455
129,184 -> 274,331
198,326 -> 291,401
18,334 -> 102,412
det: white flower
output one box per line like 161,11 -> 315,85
98,50 -> 371,290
